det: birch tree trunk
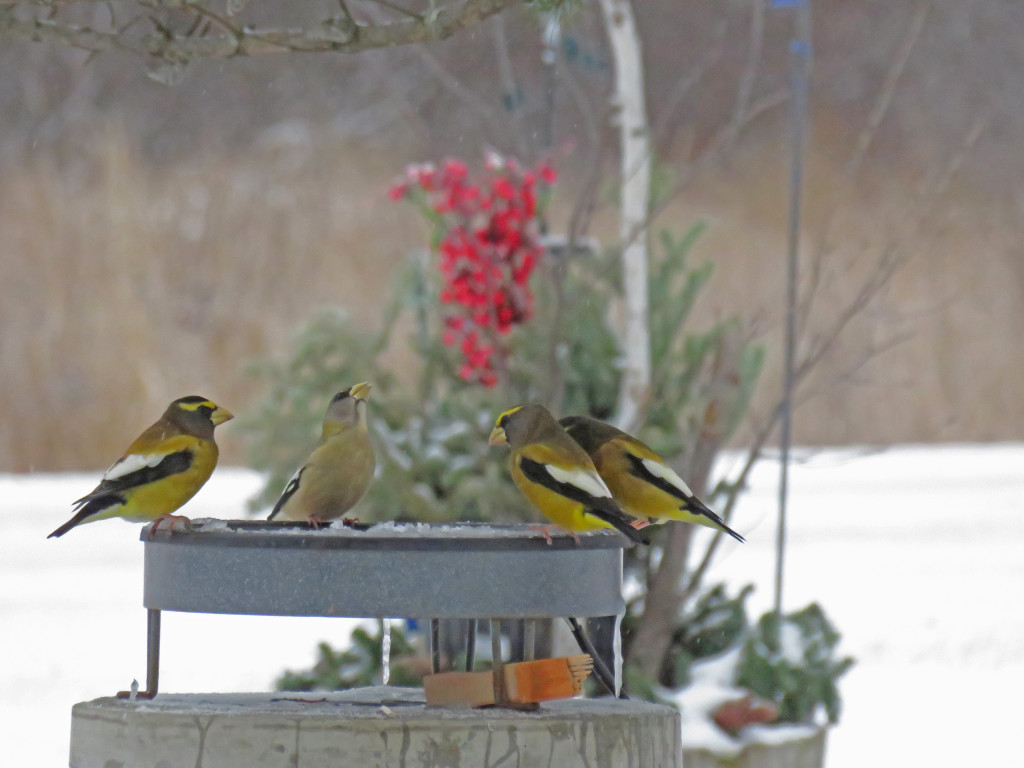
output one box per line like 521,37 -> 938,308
598,0 -> 652,433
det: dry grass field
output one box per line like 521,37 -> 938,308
0,128 -> 426,469
1,0 -> 1022,471
3,116 -> 1020,472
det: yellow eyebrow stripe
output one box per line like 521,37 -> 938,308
179,400 -> 216,411
495,405 -> 523,424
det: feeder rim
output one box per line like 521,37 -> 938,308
141,519 -> 633,552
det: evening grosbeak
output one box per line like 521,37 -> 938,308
488,404 -> 649,546
268,382 -> 375,526
559,415 -> 744,543
48,396 -> 234,538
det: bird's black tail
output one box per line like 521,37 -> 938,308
47,509 -> 93,538
48,494 -> 120,538
689,497 -> 745,543
598,511 -> 651,546
718,521 -> 745,544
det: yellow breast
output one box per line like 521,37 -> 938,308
119,440 -> 218,522
511,458 -> 612,533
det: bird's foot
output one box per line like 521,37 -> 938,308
147,514 -> 192,539
339,516 -> 373,531
630,518 -> 653,530
529,524 -> 579,546
529,523 -> 556,545
306,516 -> 325,530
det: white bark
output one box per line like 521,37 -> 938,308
599,0 -> 651,433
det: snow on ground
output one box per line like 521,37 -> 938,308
2,443 -> 1022,766
0,470 -> 367,767
711,443 -> 1024,766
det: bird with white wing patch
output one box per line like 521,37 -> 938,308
48,396 -> 234,538
488,404 -> 649,546
559,415 -> 744,543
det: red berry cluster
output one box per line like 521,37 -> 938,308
389,152 -> 557,387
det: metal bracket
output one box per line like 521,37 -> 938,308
117,609 -> 161,700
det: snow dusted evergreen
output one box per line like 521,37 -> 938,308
737,603 -> 854,724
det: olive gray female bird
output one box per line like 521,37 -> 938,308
268,383 -> 375,526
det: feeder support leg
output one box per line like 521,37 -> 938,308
117,608 -> 161,700
465,619 -> 476,672
490,619 -> 508,706
430,618 -> 442,674
524,618 -> 536,661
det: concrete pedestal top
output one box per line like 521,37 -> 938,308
69,686 -> 681,768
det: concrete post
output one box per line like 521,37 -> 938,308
69,686 -> 681,768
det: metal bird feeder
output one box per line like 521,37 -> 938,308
122,519 -> 628,700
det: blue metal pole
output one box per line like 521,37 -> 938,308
772,0 -> 812,631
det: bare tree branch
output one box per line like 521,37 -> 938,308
628,322 -> 745,679
679,404 -> 775,607
680,106 -> 986,613
727,0 -> 766,144
408,42 -> 515,144
846,0 -> 931,175
651,20 -> 725,151
616,0 -> 783,259
555,47 -> 603,159
362,0 -> 422,20
491,12 -> 529,157
337,0 -> 358,27
802,1 -> 931,337
0,0 -> 522,59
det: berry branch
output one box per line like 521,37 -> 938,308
390,152 -> 556,387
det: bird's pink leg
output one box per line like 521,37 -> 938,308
528,524 -> 580,545
147,514 -> 192,539
529,523 -> 556,545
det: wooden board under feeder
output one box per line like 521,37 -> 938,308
423,654 -> 593,708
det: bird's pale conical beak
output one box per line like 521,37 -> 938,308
488,425 -> 507,446
349,382 -> 372,401
211,406 -> 234,426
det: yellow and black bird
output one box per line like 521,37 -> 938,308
268,382 -> 375,526
48,396 -> 234,538
488,404 -> 649,546
559,415 -> 744,543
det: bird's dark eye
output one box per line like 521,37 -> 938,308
332,391 -> 349,403
499,415 -> 508,428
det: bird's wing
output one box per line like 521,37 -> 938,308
75,435 -> 198,506
519,443 -> 612,496
619,443 -> 744,542
517,445 -> 648,545
618,440 -> 697,500
268,466 -> 305,520
103,451 -> 176,482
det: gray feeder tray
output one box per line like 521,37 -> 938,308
144,519 -> 627,619
124,519 -> 630,700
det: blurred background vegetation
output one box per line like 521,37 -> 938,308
1,0 -> 1022,472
